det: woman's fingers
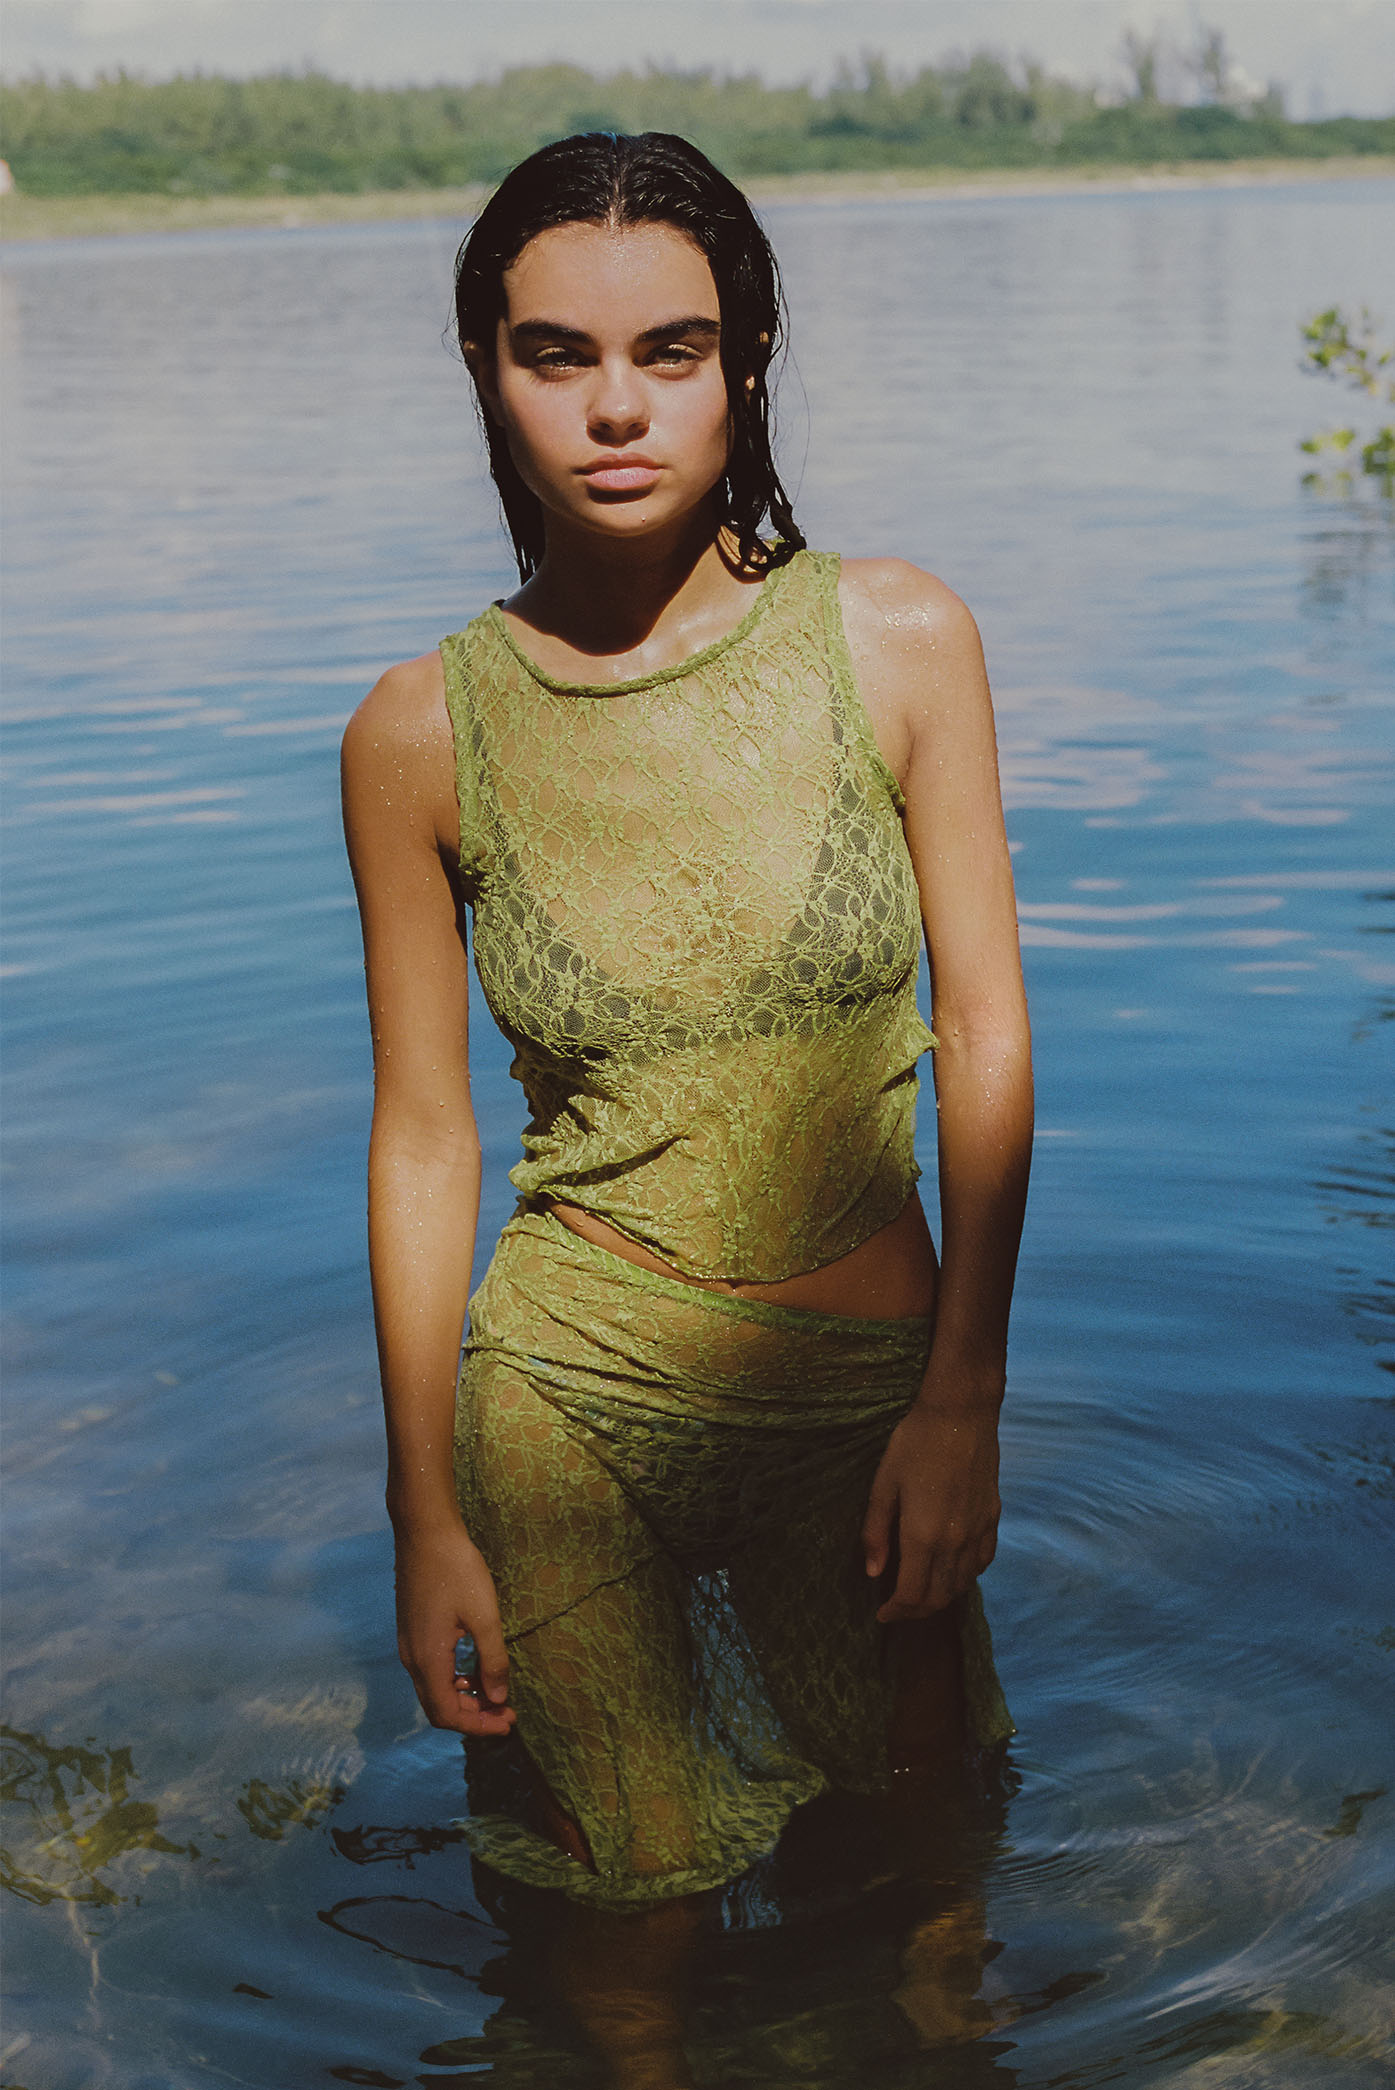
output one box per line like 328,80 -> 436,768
411,1650 -> 516,1735
877,1556 -> 928,1622
459,1696 -> 517,1736
929,1549 -> 968,1613
472,1615 -> 511,1710
862,1466 -> 897,1580
409,1645 -> 466,1728
446,1647 -> 517,1735
865,1406 -> 1000,1620
876,1533 -> 977,1622
401,1606 -> 516,1735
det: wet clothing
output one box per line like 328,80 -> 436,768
440,547 -> 1013,1909
440,548 -> 936,1284
454,1206 -> 1013,1909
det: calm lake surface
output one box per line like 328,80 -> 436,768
2,179 -> 1393,2088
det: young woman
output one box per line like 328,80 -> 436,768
342,129 -> 1031,2076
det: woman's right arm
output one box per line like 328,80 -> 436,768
340,653 -> 515,1739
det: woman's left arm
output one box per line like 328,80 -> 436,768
849,562 -> 1033,1621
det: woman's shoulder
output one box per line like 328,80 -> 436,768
343,593 -> 502,753
833,554 -> 981,653
828,554 -> 994,772
340,650 -> 462,858
343,649 -> 449,760
341,648 -> 464,860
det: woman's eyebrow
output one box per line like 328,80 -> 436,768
509,320 -> 590,345
636,316 -> 720,345
509,316 -> 721,347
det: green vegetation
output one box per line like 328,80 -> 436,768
2,49 -> 1392,200
1,1723 -> 198,1907
1300,308 -> 1395,497
235,1774 -> 345,1842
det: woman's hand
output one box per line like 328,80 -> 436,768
862,1387 -> 1001,1623
393,1519 -> 516,1738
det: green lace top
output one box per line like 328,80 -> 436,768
439,546 -> 936,1284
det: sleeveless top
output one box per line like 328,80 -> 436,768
439,546 -> 936,1284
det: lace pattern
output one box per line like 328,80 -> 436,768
454,1209 -> 1014,1909
440,548 -> 937,1282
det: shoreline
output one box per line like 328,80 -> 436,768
2,155 -> 1392,243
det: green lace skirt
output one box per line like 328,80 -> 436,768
453,1205 -> 1013,1911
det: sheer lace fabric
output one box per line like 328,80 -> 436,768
455,1210 -> 1014,1909
439,548 -> 1014,1910
439,548 -> 937,1283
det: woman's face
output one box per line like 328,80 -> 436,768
477,219 -> 733,548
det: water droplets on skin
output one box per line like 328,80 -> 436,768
2,185 -> 1393,2084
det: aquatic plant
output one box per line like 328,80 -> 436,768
235,1773 -> 346,1841
0,1723 -> 198,1907
1299,306 -> 1395,497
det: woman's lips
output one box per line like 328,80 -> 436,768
580,458 -> 662,493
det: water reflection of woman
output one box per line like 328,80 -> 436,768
341,131 -> 1032,2084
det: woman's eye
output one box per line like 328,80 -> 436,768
527,343 -> 701,374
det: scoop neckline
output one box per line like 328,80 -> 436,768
484,550 -> 796,696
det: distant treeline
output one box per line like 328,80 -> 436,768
2,57 -> 1392,197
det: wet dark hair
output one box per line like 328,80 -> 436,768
453,131 -> 804,582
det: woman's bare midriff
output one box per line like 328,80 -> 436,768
545,1190 -> 939,1322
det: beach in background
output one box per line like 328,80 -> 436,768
1,153 -> 1391,241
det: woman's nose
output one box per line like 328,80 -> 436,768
586,358 -> 648,441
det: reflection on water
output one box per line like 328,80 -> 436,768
2,182 -> 1394,2085
1300,500 -> 1395,621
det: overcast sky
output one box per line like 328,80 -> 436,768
4,0 -> 1393,118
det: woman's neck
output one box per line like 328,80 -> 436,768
506,514 -> 764,673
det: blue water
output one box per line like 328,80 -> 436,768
2,179 -> 1393,2088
